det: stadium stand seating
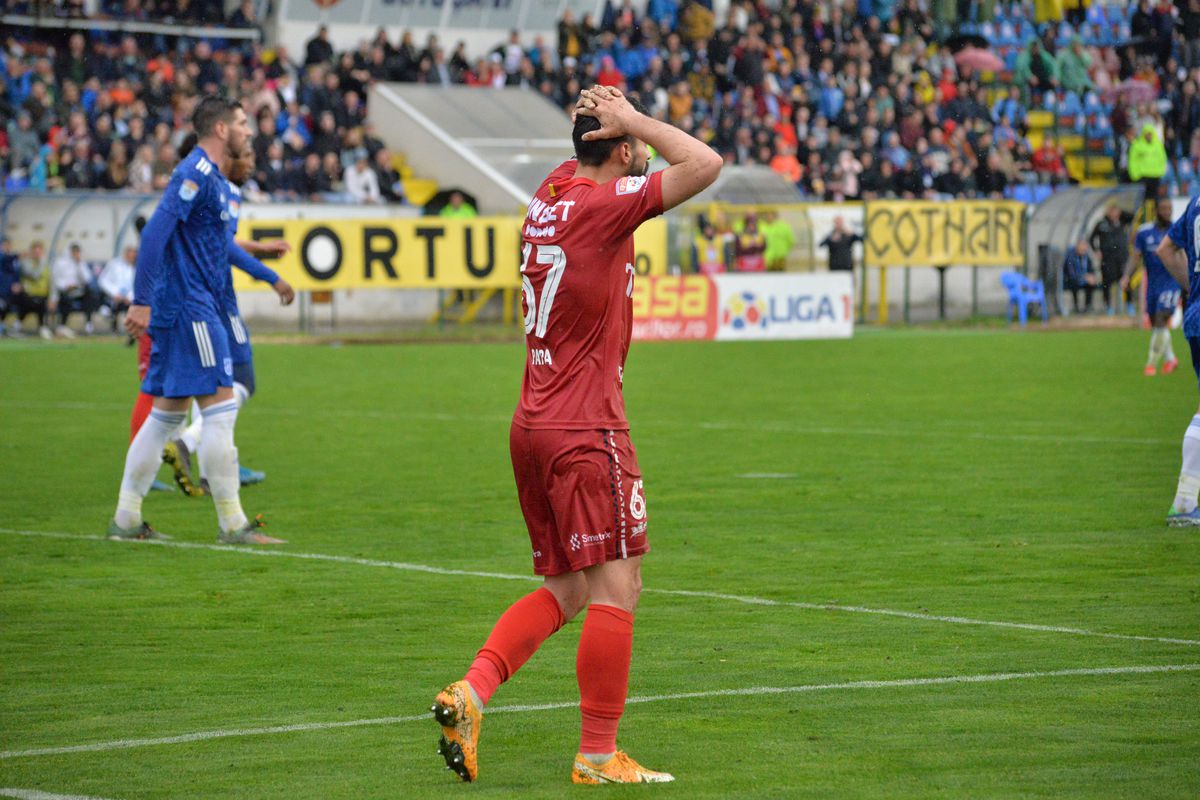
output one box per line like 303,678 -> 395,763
0,0 -> 1197,206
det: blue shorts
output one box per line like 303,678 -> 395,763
141,317 -> 233,398
1147,284 -> 1181,317
222,310 -> 252,366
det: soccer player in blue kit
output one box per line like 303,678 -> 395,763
1156,193 -> 1200,527
107,97 -> 284,544
163,139 -> 295,496
1123,198 -> 1182,376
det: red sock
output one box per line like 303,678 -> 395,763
464,586 -> 565,706
577,604 -> 634,754
130,391 -> 154,442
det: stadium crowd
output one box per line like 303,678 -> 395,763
0,0 -> 1198,205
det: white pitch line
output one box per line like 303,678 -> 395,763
737,473 -> 797,479
0,400 -> 1174,447
0,789 -> 122,800
2,528 -> 1198,648
2,664 -> 1196,760
696,420 -> 1171,446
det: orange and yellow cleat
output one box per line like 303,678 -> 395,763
1144,365 -> 1157,376
571,750 -> 675,784
1163,358 -> 1180,374
432,681 -> 482,782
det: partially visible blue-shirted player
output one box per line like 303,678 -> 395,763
163,139 -> 294,496
1123,198 -> 1182,376
1156,193 -> 1200,526
108,97 -> 284,544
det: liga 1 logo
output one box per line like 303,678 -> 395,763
722,291 -> 768,330
719,286 -> 851,332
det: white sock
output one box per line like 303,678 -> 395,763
1163,330 -> 1176,362
179,402 -> 203,453
198,399 -> 247,531
1174,415 -> 1200,513
198,387 -> 249,479
115,408 -> 186,528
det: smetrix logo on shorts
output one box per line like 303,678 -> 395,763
569,531 -> 614,551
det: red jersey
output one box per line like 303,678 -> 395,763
513,159 -> 664,430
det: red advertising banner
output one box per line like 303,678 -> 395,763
631,274 -> 718,341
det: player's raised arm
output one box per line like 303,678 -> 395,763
579,87 -> 721,212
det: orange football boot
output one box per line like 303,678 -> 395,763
431,681 -> 482,782
571,750 -> 675,784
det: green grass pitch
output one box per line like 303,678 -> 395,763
1,328 -> 1198,799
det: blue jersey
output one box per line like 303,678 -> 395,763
149,146 -> 232,328
1168,194 -> 1200,336
1135,223 -> 1179,294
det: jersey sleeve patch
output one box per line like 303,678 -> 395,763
179,179 -> 200,202
614,175 -> 647,196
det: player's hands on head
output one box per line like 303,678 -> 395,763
273,278 -> 295,306
574,86 -> 636,140
572,85 -> 618,123
125,304 -> 150,337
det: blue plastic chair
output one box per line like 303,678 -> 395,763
1001,272 -> 1049,326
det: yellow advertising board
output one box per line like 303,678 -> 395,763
863,200 -> 1024,267
232,216 -> 668,291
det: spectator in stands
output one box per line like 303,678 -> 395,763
1032,137 -> 1068,185
14,240 -> 51,339
1056,36 -> 1094,97
1170,80 -> 1200,164
306,25 -> 335,66
99,141 -> 131,191
372,149 -> 407,205
770,142 -> 802,184
228,0 -> 258,28
1063,239 -> 1100,313
440,191 -> 477,219
8,111 -> 39,174
343,150 -> 381,204
991,86 -> 1026,128
98,246 -> 137,331
1014,40 -> 1058,103
1183,0 -> 1200,72
1129,122 -> 1168,201
49,243 -> 98,337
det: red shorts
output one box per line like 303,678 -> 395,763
510,423 -> 650,576
137,333 -> 153,381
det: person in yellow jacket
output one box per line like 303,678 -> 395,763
691,217 -> 728,274
760,209 -> 794,271
1129,123 -> 1168,204
439,191 -> 478,219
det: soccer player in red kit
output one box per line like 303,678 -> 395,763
431,86 -> 721,785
